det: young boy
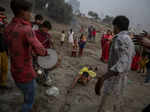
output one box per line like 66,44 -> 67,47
33,20 -> 53,69
0,22 -> 9,89
5,0 -> 47,111
95,16 -> 135,112
32,14 -> 43,30
78,34 -> 86,56
71,66 -> 97,89
60,30 -> 65,46
71,39 -> 78,57
35,20 -> 54,49
138,54 -> 149,73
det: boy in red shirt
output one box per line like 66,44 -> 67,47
5,0 -> 47,112
33,21 -> 54,70
35,20 -> 53,49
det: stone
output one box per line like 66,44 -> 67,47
46,86 -> 60,97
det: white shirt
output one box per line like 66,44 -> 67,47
32,24 -> 39,31
108,31 -> 135,73
61,33 -> 65,42
68,32 -> 74,43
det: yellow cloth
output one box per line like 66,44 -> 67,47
0,52 -> 8,86
140,58 -> 149,67
79,67 -> 96,78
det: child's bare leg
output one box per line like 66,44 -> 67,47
74,52 -> 77,57
71,75 -> 81,89
71,52 -> 74,57
144,66 -> 146,73
87,76 -> 92,83
142,67 -> 145,73
140,67 -> 143,73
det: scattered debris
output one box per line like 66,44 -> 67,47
46,86 -> 60,97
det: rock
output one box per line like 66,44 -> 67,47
46,86 -> 60,97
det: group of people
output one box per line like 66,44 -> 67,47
0,0 -> 87,111
98,18 -> 150,112
0,0 -> 54,111
100,27 -> 150,84
131,31 -> 150,83
88,25 -> 97,42
60,29 -> 87,57
0,0 -> 150,112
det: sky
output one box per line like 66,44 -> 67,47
78,0 -> 150,30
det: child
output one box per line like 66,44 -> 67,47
35,20 -> 53,49
34,20 -> 53,68
78,34 -> 86,56
0,22 -> 9,89
71,39 -> 78,57
60,30 -> 65,46
138,54 -> 149,73
32,14 -> 43,30
71,66 -> 97,89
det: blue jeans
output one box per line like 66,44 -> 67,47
16,79 -> 36,112
145,63 -> 150,83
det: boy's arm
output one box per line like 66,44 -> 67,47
47,34 -> 54,49
49,38 -> 54,49
25,28 -> 47,56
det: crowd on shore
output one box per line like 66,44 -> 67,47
0,0 -> 150,112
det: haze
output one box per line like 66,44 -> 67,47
78,0 -> 150,30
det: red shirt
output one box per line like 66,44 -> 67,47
104,34 -> 112,41
5,17 -> 46,83
92,30 -> 96,36
35,30 -> 51,49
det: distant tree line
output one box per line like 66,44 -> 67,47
102,15 -> 114,24
87,11 -> 114,24
88,11 -> 100,20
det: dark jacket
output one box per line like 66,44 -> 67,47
0,33 -> 7,52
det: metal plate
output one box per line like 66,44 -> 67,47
38,49 -> 58,69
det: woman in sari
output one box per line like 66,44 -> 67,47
100,30 -> 113,63
131,45 -> 141,71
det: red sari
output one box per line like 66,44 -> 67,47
101,34 -> 112,62
131,52 -> 141,70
